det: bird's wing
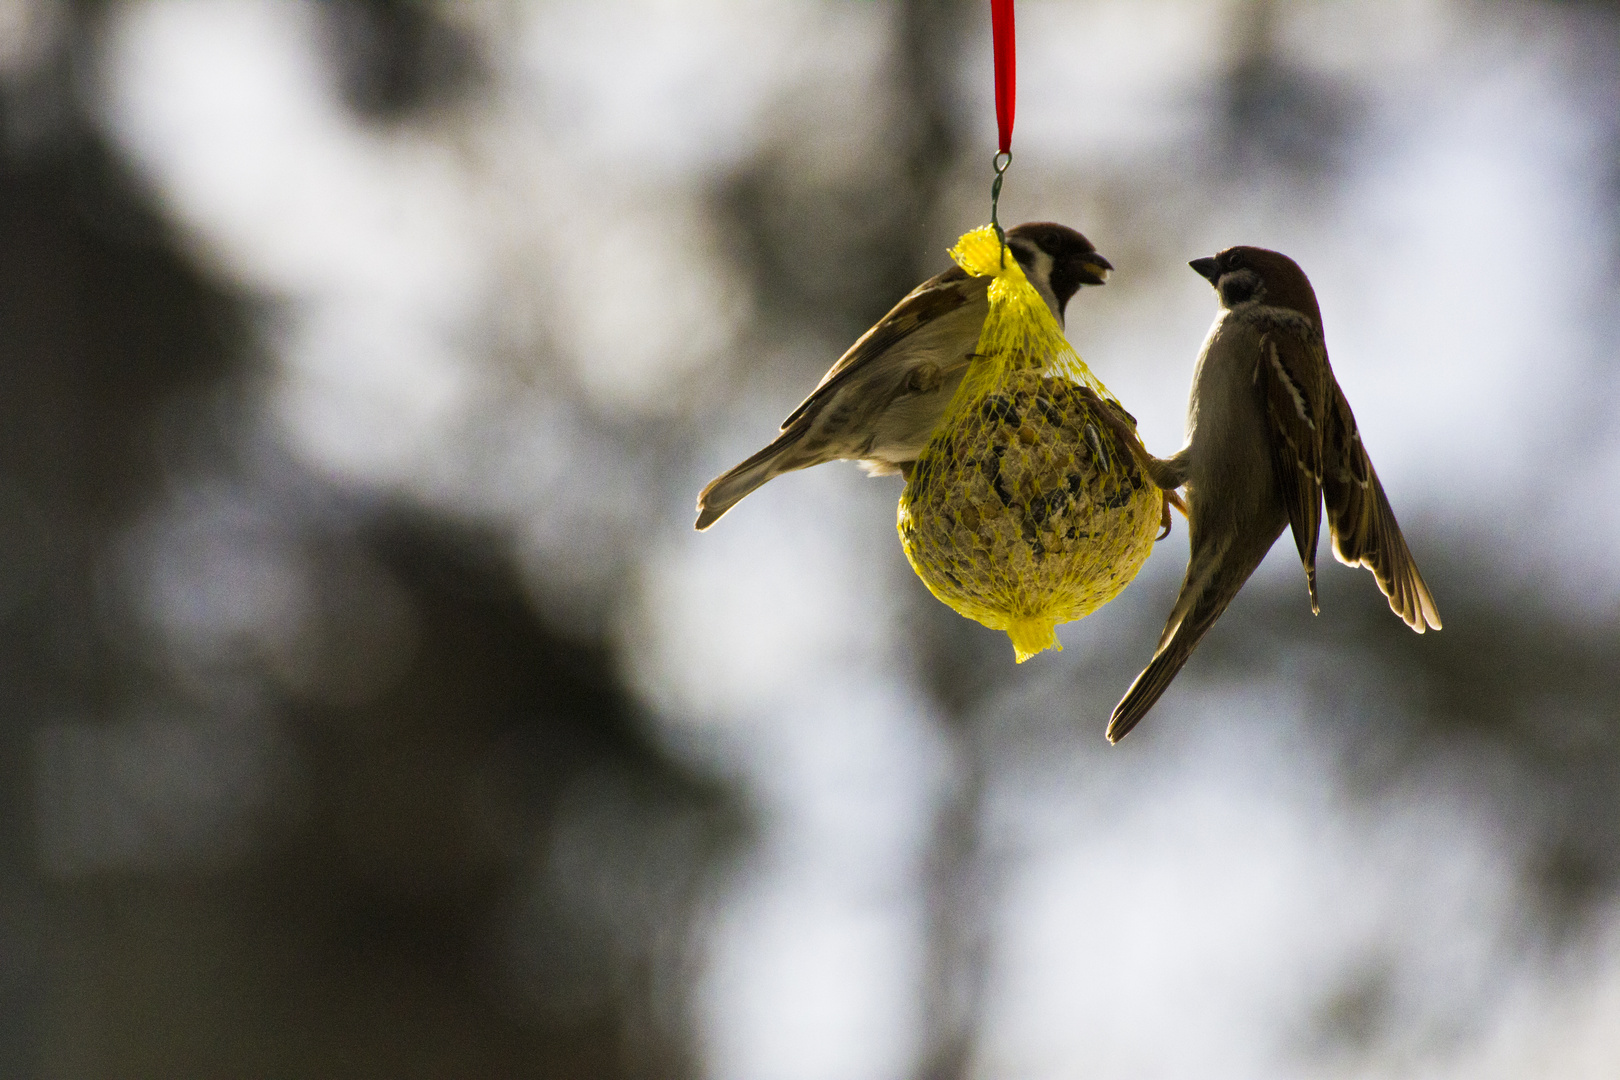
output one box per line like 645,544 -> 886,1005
779,266 -> 976,430
1321,383 -> 1442,632
1256,325 -> 1328,612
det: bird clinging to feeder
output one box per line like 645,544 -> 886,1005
1106,246 -> 1442,742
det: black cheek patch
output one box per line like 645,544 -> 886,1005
1049,262 -> 1079,316
1220,275 -> 1257,305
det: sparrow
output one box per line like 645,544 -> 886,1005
695,223 -> 1114,530
1106,245 -> 1441,743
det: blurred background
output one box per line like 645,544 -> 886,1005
1,0 -> 1619,1076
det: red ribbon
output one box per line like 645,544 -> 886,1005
991,0 -> 1016,154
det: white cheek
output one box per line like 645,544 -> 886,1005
1032,248 -> 1054,284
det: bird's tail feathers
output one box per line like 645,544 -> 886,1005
695,430 -> 812,531
1108,634 -> 1201,745
1109,537 -> 1262,743
1151,536 -> 1225,653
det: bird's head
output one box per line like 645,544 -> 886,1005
1006,222 -> 1113,321
1190,245 -> 1322,325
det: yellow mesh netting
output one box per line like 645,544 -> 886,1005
898,225 -> 1161,662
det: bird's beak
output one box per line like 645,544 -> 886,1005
1077,253 -> 1113,286
1188,257 -> 1220,283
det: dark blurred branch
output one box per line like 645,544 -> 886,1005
1219,0 -> 1360,178
713,0 -> 972,349
319,0 -> 484,122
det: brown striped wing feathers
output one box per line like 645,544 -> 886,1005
1256,326 -> 1328,612
779,266 -> 974,430
1322,382 -> 1442,632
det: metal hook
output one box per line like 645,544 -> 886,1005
990,151 -> 1012,267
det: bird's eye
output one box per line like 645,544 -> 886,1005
1226,253 -> 1245,270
